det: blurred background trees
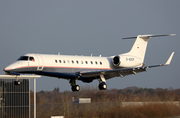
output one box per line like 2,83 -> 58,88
30,86 -> 180,118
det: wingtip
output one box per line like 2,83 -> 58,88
169,34 -> 176,36
165,52 -> 174,65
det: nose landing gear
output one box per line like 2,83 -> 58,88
14,80 -> 20,85
14,75 -> 20,85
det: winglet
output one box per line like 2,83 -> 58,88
165,52 -> 174,65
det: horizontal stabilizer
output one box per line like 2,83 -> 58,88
123,34 -> 176,39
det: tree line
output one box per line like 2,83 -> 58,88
29,86 -> 180,118
30,86 -> 180,104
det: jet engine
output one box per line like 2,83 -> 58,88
112,55 -> 121,66
112,55 -> 142,68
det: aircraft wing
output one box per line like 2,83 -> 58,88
77,52 -> 174,79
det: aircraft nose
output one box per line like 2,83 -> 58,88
3,63 -> 17,72
4,65 -> 12,72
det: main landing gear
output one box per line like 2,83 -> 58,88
69,75 -> 107,92
98,75 -> 107,90
71,85 -> 80,92
98,82 -> 107,90
70,79 -> 80,92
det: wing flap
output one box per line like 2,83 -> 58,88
78,67 -> 146,78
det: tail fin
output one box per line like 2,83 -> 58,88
123,34 -> 176,62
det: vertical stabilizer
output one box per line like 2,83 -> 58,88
123,34 -> 176,62
127,35 -> 150,62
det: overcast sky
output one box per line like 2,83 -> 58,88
0,1 -> 179,92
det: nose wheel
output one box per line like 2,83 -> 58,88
14,75 -> 20,85
14,80 -> 21,85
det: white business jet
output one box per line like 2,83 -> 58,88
4,34 -> 175,91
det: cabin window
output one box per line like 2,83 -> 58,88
59,60 -> 61,63
76,61 -> 79,64
63,60 -> 66,63
55,60 -> 57,63
95,61 -> 98,64
100,61 -> 102,65
85,61 -> 88,64
91,61 -> 93,64
81,61 -> 83,64
67,60 -> 70,63
72,60 -> 74,64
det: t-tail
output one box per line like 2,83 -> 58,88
112,34 -> 175,68
123,34 -> 176,63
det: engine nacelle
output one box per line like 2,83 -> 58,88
112,55 -> 142,68
113,55 -> 121,66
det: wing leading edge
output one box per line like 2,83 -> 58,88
77,52 -> 174,79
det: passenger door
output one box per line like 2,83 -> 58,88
35,54 -> 44,70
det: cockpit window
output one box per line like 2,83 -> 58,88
29,57 -> 35,61
17,56 -> 29,61
17,56 -> 35,61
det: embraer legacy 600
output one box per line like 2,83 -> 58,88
4,34 -> 175,91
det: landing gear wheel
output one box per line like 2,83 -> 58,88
71,85 -> 80,92
98,82 -> 107,90
14,80 -> 20,85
